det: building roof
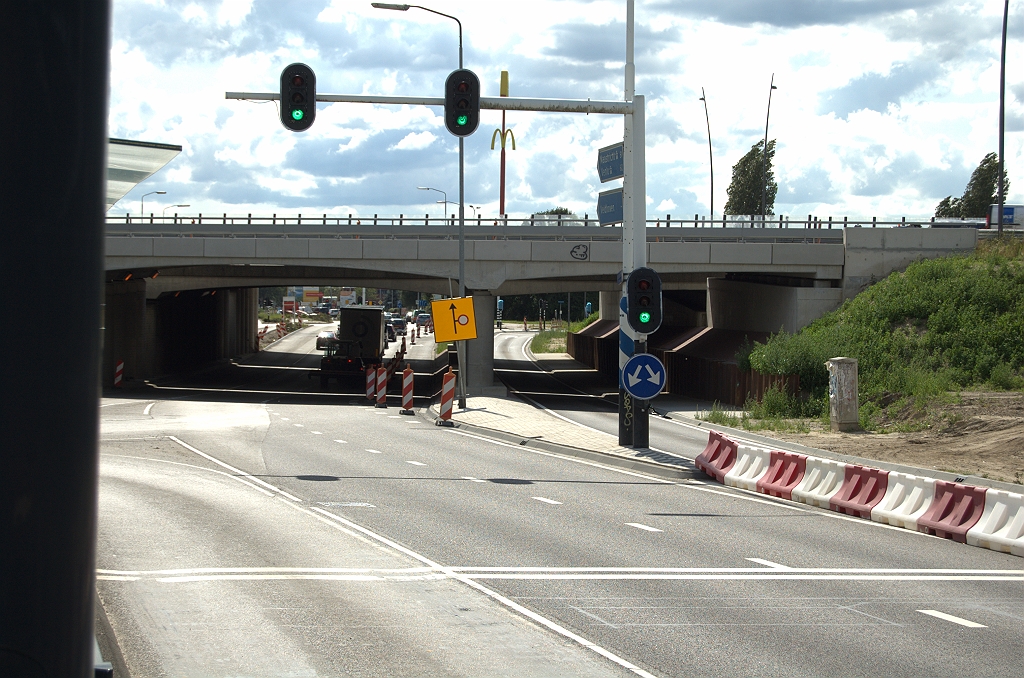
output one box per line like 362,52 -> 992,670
107,138 -> 182,211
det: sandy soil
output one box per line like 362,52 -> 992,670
766,392 -> 1024,485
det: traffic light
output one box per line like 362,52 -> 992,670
280,63 -> 316,132
626,267 -> 662,334
444,69 -> 480,137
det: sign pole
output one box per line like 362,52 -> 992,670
619,0 -> 636,447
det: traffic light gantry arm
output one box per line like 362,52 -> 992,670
226,92 -> 635,115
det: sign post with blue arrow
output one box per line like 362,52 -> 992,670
622,353 -> 666,401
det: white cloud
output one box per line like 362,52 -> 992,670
390,131 -> 438,151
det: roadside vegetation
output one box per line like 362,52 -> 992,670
530,312 -> 599,353
723,237 -> 1024,432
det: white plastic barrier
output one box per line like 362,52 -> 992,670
723,446 -> 771,491
870,472 -> 936,530
791,457 -> 847,508
966,489 -> 1024,557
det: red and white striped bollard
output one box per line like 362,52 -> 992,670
438,368 -> 456,424
365,367 -> 375,401
375,366 -> 388,408
401,365 -> 414,414
114,359 -> 124,388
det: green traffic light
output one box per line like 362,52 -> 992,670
457,114 -> 468,126
639,311 -> 652,324
292,109 -> 304,121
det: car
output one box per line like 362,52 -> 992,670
315,330 -> 337,350
391,318 -> 407,336
385,322 -> 396,342
416,314 -> 431,327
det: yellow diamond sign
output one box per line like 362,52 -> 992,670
431,297 -> 477,343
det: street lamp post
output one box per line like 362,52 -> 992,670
140,190 -> 166,218
761,75 -> 777,221
699,88 -> 713,223
377,2 -> 467,408
997,0 -> 1009,235
468,204 -> 478,218
162,204 -> 189,219
417,186 -> 448,221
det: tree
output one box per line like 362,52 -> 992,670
934,152 -> 1010,218
537,206 -> 574,215
724,139 -> 777,216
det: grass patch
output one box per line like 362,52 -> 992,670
745,236 -> 1024,430
435,341 -> 449,355
531,329 -> 567,353
696,401 -> 741,428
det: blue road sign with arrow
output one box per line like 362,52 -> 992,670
621,353 -> 666,401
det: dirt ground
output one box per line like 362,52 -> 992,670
767,392 -> 1024,486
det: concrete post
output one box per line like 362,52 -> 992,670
825,357 -> 859,432
465,293 -> 503,395
599,290 -> 618,321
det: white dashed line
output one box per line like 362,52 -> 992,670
625,523 -> 662,533
294,424 -> 304,427
406,461 -> 426,466
389,416 -> 401,419
532,497 -> 563,505
311,431 -> 322,435
366,449 -> 382,454
281,417 -> 290,421
462,476 -> 486,483
746,558 -> 790,569
917,610 -> 987,628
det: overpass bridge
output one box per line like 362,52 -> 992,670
102,215 -> 977,392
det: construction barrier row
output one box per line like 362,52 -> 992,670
693,430 -> 1024,557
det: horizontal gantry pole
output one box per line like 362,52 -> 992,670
225,92 -> 634,115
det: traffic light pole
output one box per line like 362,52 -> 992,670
457,136 -> 468,408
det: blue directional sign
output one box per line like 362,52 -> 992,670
622,353 -> 666,401
597,141 -> 625,183
598,188 -> 624,225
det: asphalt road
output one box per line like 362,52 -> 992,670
97,327 -> 1024,677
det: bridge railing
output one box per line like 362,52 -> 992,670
111,211 -> 966,244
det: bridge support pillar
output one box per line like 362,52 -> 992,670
103,279 -> 147,386
465,293 -> 504,396
599,290 -> 619,321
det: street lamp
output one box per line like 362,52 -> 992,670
997,0 -> 1009,235
699,88 -> 714,223
382,2 -> 467,407
468,204 -> 479,217
162,204 -> 189,218
761,75 -> 777,221
140,190 -> 166,217
418,186 -> 447,216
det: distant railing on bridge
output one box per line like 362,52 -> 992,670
108,211 -> 980,245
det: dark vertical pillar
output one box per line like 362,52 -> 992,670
0,1 -> 111,676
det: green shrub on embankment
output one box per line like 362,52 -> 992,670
746,237 -> 1024,430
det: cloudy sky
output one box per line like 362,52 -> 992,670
109,0 -> 1023,221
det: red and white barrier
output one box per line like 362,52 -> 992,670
870,473 -> 936,530
365,367 -> 375,401
410,329 -> 416,345
966,489 -> 1024,556
438,368 -> 456,423
114,359 -> 124,388
723,446 -> 771,491
401,336 -> 406,353
694,429 -> 1023,558
401,365 -> 414,414
375,366 -> 387,408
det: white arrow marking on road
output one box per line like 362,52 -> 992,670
645,365 -> 661,385
627,365 -> 643,387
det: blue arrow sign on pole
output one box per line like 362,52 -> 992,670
622,353 -> 666,401
598,188 -> 624,225
597,141 -> 625,183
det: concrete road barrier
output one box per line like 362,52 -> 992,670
917,480 -> 988,543
694,431 -> 738,483
966,489 -> 1024,556
724,446 -> 771,491
756,450 -> 807,501
791,457 -> 847,509
830,465 -> 889,518
870,472 -> 936,530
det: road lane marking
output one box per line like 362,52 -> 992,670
143,402 -> 155,416
101,454 -> 275,497
307,506 -> 659,678
746,558 -> 791,569
626,523 -> 663,532
462,476 -> 486,483
366,449 -> 382,454
389,415 -> 402,419
917,610 -> 987,627
334,439 -> 347,444
571,606 -> 620,629
311,431 -> 322,435
167,436 -> 302,502
533,497 -> 563,505
294,424 -> 304,427
406,461 -> 426,466
281,417 -> 290,420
